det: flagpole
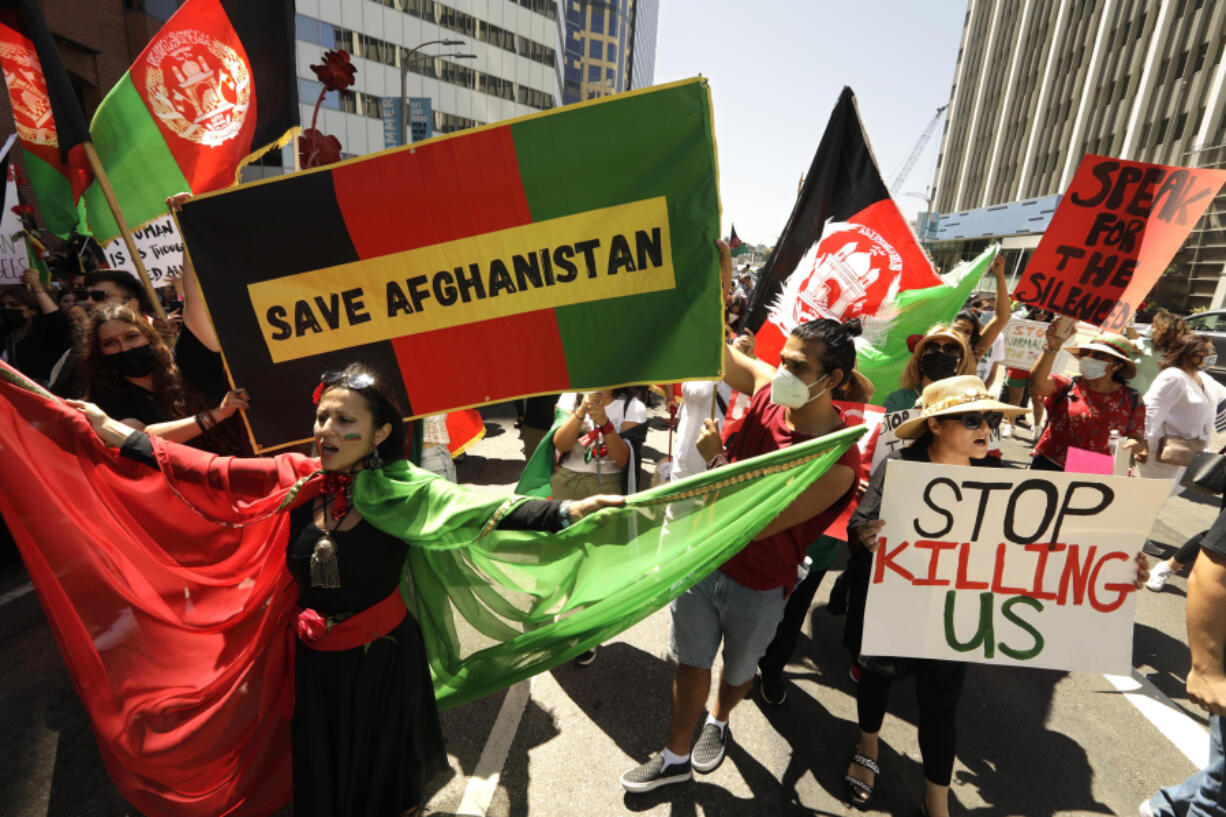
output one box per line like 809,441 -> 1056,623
80,142 -> 166,319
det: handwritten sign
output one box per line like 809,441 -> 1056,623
1014,155 -> 1226,332
0,172 -> 28,283
1003,319 -> 1049,370
861,461 -> 1169,673
102,214 -> 184,286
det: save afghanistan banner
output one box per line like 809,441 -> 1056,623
1014,154 -> 1226,332
83,0 -> 297,244
178,78 -> 722,453
862,460 -> 1168,674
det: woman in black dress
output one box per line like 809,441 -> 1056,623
70,363 -> 621,816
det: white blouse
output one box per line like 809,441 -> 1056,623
1143,368 -> 1216,448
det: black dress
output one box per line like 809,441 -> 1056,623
286,503 -> 447,817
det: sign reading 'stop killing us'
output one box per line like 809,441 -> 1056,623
1013,155 -> 1226,333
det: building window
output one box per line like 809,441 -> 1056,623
591,9 -> 605,33
479,20 -> 518,53
587,63 -> 601,82
1195,42 -> 1208,73
296,14 -> 321,44
518,85 -> 554,110
588,39 -> 602,59
518,36 -> 557,68
1176,49 -> 1189,77
478,73 -> 515,101
434,111 -> 482,133
515,0 -> 557,21
438,4 -> 478,38
406,0 -> 437,21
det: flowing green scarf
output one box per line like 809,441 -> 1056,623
355,425 -> 863,708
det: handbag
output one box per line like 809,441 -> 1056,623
1181,450 -> 1226,496
1157,434 -> 1207,466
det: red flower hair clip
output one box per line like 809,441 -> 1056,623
906,334 -> 923,353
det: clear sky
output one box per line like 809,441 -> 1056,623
653,0 -> 969,246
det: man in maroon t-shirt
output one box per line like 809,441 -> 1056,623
621,268 -> 863,792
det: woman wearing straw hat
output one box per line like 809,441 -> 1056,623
1027,317 -> 1145,471
842,376 -> 1026,815
882,325 -> 978,413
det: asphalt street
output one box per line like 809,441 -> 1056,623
0,399 -> 1219,817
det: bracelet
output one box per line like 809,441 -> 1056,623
598,420 -> 614,435
195,412 -> 210,433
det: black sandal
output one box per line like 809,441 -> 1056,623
844,751 -> 879,809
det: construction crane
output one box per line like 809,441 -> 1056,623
890,104 -> 947,194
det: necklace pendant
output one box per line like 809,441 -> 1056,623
310,533 -> 341,588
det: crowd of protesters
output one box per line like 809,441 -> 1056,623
5,236 -> 1226,817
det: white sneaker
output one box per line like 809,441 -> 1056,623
1146,561 -> 1174,592
1139,799 -> 1156,817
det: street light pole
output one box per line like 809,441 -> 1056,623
400,39 -> 465,145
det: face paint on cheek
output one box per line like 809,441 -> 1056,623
342,433 -> 362,441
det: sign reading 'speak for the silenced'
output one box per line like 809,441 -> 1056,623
1014,154 -> 1226,332
250,197 -> 673,363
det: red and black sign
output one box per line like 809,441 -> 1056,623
1014,155 -> 1226,332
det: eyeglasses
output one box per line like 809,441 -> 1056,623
75,289 -> 111,302
946,411 -> 1004,431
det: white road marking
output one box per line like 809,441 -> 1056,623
455,677 -> 533,817
1105,670 -> 1209,769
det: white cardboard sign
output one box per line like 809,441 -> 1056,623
1003,319 -> 1049,370
102,214 -> 184,286
861,460 -> 1170,674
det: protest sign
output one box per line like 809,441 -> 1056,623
861,460 -> 1169,674
178,78 -> 722,453
102,213 -> 184,286
1003,319 -> 1049,370
0,172 -> 29,283
1014,155 -> 1226,332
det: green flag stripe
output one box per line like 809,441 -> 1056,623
83,74 -> 189,243
21,149 -> 77,238
510,80 -> 723,387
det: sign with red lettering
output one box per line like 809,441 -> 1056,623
1013,155 -> 1226,333
860,460 -> 1169,673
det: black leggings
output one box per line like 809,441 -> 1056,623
1174,530 -> 1207,565
758,568 -> 827,679
856,660 -> 968,787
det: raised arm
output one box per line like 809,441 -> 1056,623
23,269 -> 57,315
167,193 -> 220,353
1029,316 -> 1075,398
723,338 -> 775,396
975,254 -> 1011,354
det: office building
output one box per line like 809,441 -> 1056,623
562,0 -> 657,105
930,0 -> 1226,311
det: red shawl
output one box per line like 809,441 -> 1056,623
0,362 -> 321,816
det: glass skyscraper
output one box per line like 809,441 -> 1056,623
562,0 -> 656,105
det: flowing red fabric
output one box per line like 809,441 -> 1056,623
0,362 -> 322,816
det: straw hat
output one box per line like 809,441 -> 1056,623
895,375 -> 1029,439
1064,333 -> 1138,380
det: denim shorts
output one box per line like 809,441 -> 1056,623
669,570 -> 788,686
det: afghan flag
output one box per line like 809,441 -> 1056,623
178,78 -> 722,454
82,0 -> 297,244
0,0 -> 92,238
743,87 -> 944,367
729,223 -> 748,256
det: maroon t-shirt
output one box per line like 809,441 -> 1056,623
719,385 -> 860,592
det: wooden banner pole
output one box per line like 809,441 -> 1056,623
81,142 -> 166,319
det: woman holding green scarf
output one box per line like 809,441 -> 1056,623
68,363 -> 621,817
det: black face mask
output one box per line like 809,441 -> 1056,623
919,349 -> 961,381
104,344 -> 157,378
1,307 -> 29,331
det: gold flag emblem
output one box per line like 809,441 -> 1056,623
144,29 -> 250,147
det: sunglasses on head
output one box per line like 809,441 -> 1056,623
945,411 -> 1003,431
320,370 -> 376,390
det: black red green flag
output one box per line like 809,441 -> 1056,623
178,78 -> 723,454
729,223 -> 748,256
0,0 -> 92,238
83,0 -> 297,243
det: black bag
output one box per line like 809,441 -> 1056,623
1181,450 -> 1226,496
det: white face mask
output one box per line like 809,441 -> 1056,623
770,366 -> 828,409
1078,357 -> 1110,380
